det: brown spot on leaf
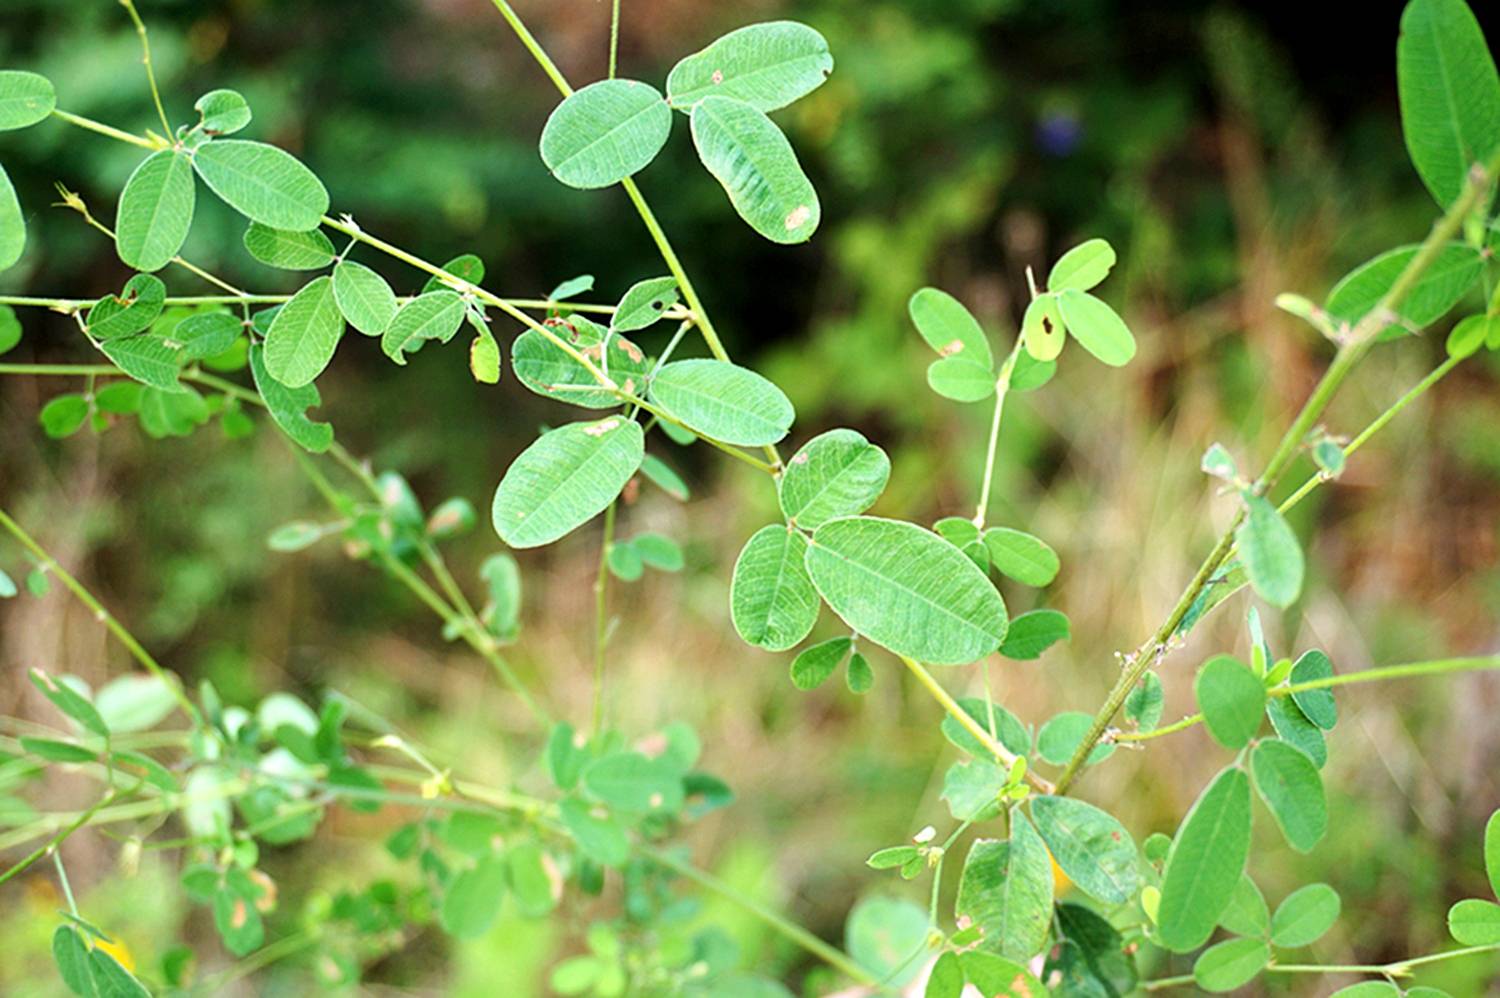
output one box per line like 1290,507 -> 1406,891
583,417 -> 620,437
938,338 -> 965,357
784,204 -> 812,230
614,337 -> 644,362
791,452 -> 810,465
711,69 -> 724,84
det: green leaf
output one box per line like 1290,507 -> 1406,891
559,797 -> 629,867
248,342 -> 333,451
927,355 -> 996,402
1251,738 -> 1326,852
469,323 -> 501,385
1021,294 -> 1066,362
1289,649 -> 1337,729
0,71 -> 55,130
174,311 -> 242,362
640,453 -> 688,500
265,275 -> 344,387
0,163 -> 21,272
956,816 -> 1053,960
1236,494 -> 1304,608
1031,795 -> 1139,904
1325,242 -> 1484,336
633,532 -> 683,572
116,150 -> 196,272
1447,314 -> 1494,358
908,287 -> 994,368
1048,238 -> 1117,293
982,527 -> 1060,587
1124,672 -> 1165,732
731,526 -> 820,651
925,952 -> 964,998
1398,0 -> 1500,208
1487,809 -> 1500,900
20,737 -> 96,763
480,553 -> 522,641
608,541 -> 643,581
957,952 -> 1047,997
1329,985 -> 1400,998
844,652 -> 873,694
1219,873 -> 1270,937
137,385 -> 209,436
1049,902 -> 1137,996
86,945 -> 149,997
194,88 -> 251,135
95,675 -> 176,733
1267,695 -> 1327,768
1193,937 -> 1269,993
689,96 -> 819,244
382,289 -> 465,365
1036,711 -> 1114,767
789,636 -> 851,690
998,609 -> 1070,660
1448,897 -> 1500,944
612,276 -> 679,332
100,334 -> 183,392
191,140 -> 329,231
440,853 -> 509,938
30,670 -> 107,737
512,316 -> 647,408
539,79 -> 673,190
941,759 -> 1005,820
425,253 -> 486,294
845,896 -> 931,987
666,21 -> 833,113
779,428 -> 890,529
805,516 -> 1008,664
1056,289 -> 1136,367
649,358 -> 794,446
39,395 -> 90,438
507,842 -> 557,917
332,260 -> 398,335
868,846 -> 920,870
492,417 -> 644,548
941,697 -> 1032,758
1195,654 -> 1265,749
1158,766 -> 1253,952
0,568 -> 15,599
583,751 -> 683,813
0,303 -> 20,355
88,274 -> 166,341
1272,882 -> 1341,947
52,925 -> 96,997
243,223 -> 335,271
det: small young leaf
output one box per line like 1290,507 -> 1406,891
1031,795 -> 1140,905
0,568 -> 16,598
955,818 -> 1053,960
249,343 -> 333,452
1251,738 -> 1326,852
540,79 -> 673,190
194,88 -> 252,135
243,223 -> 335,271
480,553 -> 522,641
845,651 -> 873,693
690,96 -> 819,244
1193,937 -> 1269,993
332,260 -> 398,335
998,608 -> 1070,660
192,140 -> 330,231
1048,238 -> 1117,293
87,274 -> 167,341
116,150 -> 196,272
649,359 -> 794,446
1271,883 -> 1341,947
908,287 -> 994,368
732,525 -> 818,651
548,274 -> 594,301
491,417 -> 644,548
666,21 -> 833,113
611,276 -> 679,332
265,275 -> 344,387
982,527 -> 1060,587
1289,649 -> 1337,729
778,428 -> 890,529
1195,654 -> 1265,749
1236,494 -> 1304,608
1447,314 -> 1492,358
469,324 -> 501,385
1036,711 -> 1114,767
789,636 -> 851,690
633,532 -> 683,572
1021,293 -> 1066,362
607,540 -> 643,581
39,395 -> 90,438
805,516 -> 1008,665
382,289 -> 465,365
1158,767 -> 1253,952
268,521 -> 325,552
640,453 -> 689,500
1201,443 -> 1238,481
0,304 -> 20,355
927,356 -> 996,402
559,797 -> 629,867
1056,288 -> 1136,366
1397,0 -> 1500,208
1448,898 -> 1500,945
1124,672 -> 1165,732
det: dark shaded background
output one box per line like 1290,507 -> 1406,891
3,0 -> 1500,993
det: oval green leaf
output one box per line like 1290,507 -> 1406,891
332,260 -> 398,335
492,417 -> 644,548
1031,795 -> 1139,905
1048,238 -> 1117,293
539,79 -> 672,190
998,608 -> 1069,660
243,222 -> 335,271
194,88 -> 252,136
382,289 -> 465,365
927,356 -> 996,402
87,273 -> 166,341
955,815 -> 1053,960
1195,654 -> 1265,749
983,527 -> 1060,587
1271,882 -> 1341,947
1251,738 -> 1326,852
805,516 -> 1007,665
648,358 -> 794,446
116,150 -> 196,273
908,287 -> 994,367
666,21 -> 833,113
730,525 -> 819,652
513,316 -> 648,408
612,276 -> 679,332
264,275 -> 344,387
690,96 -> 819,244
1057,288 -> 1136,367
1325,242 -> 1484,336
1289,649 -> 1337,730
1448,897 -> 1500,945
0,71 -> 55,130
0,163 -> 22,272
1193,937 -> 1269,993
1158,766 -> 1253,952
1236,494 -> 1304,608
778,428 -> 890,529
1021,293 -> 1066,362
192,139 -> 330,231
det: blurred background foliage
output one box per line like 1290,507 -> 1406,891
3,0 -> 1500,993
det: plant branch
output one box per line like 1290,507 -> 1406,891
974,340 -> 1023,528
1053,150 -> 1500,795
0,293 -> 685,319
119,0 -> 174,138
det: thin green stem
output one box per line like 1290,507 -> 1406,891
899,656 -> 1052,793
0,787 -> 121,888
119,0 -> 174,138
608,0 -> 622,79
639,844 -> 880,988
0,293 -> 685,317
1053,150 -> 1500,796
974,341 -> 1023,528
592,501 -> 617,736
0,507 -> 194,716
53,850 -> 79,916
51,109 -> 160,150
1148,942 -> 1500,991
